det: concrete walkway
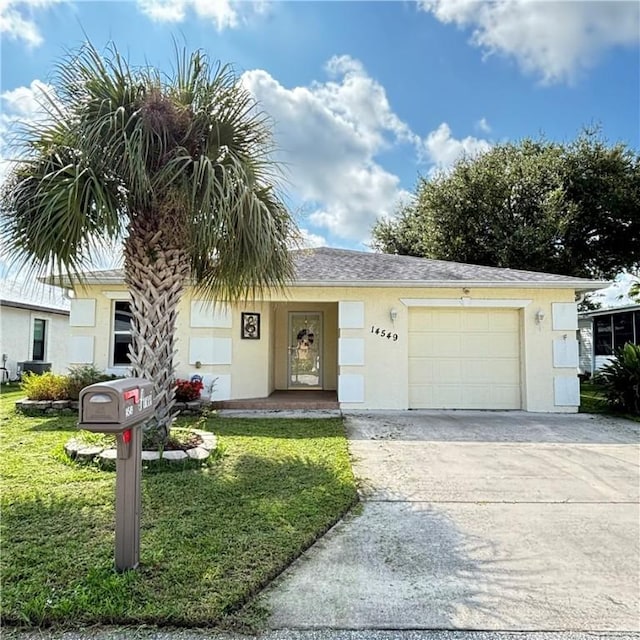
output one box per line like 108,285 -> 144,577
265,411 -> 640,632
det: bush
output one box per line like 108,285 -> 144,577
595,342 -> 640,415
22,372 -> 69,401
65,365 -> 117,400
175,378 -> 204,402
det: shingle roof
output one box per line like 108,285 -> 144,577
43,247 -> 609,290
290,247 -> 607,289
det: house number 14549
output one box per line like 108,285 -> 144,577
371,326 -> 398,341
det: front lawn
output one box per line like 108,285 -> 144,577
0,387 -> 357,629
579,380 -> 607,414
580,380 -> 639,422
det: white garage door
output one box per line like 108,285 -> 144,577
408,308 -> 521,409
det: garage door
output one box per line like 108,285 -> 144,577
408,308 -> 521,409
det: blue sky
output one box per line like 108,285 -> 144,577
1,0 -> 639,305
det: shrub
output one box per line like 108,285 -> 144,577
595,342 -> 640,415
65,365 -> 117,400
175,378 -> 204,402
22,372 -> 69,401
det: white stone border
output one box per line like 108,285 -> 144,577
64,429 -> 217,465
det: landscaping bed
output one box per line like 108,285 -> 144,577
0,387 -> 358,629
580,380 -> 639,422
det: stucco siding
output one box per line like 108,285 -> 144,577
0,305 -> 70,377
68,283 -> 579,412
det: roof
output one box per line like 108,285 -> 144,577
291,248 -> 607,289
43,247 -> 610,290
0,299 -> 70,316
1,278 -> 70,313
579,303 -> 640,318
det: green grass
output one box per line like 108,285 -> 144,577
0,387 -> 357,629
580,380 -> 639,422
579,380 -> 607,414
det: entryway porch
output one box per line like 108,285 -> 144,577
210,390 -> 339,410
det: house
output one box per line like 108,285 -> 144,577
0,297 -> 70,381
50,248 -> 608,412
578,304 -> 640,376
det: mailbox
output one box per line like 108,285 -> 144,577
79,378 -> 154,433
78,377 -> 153,572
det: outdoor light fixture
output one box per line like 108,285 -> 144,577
535,309 -> 546,324
390,308 -> 398,323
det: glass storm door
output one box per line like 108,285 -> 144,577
288,312 -> 322,388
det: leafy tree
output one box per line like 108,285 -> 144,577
1,43 -> 296,443
372,131 -> 640,280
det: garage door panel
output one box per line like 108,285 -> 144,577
461,334 -> 493,357
434,360 -> 463,383
490,311 -> 520,330
462,359 -> 488,382
461,359 -> 518,383
430,334 -> 463,357
463,312 -> 490,331
409,385 -> 433,406
490,385 -> 522,408
431,385 -> 463,407
408,308 -> 521,410
408,358 -> 434,384
409,333 -> 436,352
463,385 -> 495,407
433,311 -> 463,331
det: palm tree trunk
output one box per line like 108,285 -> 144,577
123,223 -> 190,445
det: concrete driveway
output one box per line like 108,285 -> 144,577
265,411 -> 640,632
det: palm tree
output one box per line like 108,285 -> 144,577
1,43 -> 296,443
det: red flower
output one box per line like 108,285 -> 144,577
175,379 -> 204,402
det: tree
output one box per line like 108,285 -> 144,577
1,43 -> 296,443
371,131 -> 640,280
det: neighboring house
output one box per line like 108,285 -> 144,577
578,304 -> 640,376
0,298 -> 71,380
48,248 -> 608,412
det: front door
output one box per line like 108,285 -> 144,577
288,312 -> 322,388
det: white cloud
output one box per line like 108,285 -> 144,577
589,272 -> 640,309
241,56 -> 490,241
0,79 -> 56,183
420,0 -> 640,84
136,0 -> 268,30
0,0 -> 62,47
423,122 -> 492,173
298,229 -> 328,249
1,78 -> 55,118
476,117 -> 491,133
241,58 -> 417,242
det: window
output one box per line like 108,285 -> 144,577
594,311 -> 639,356
613,312 -> 634,349
593,315 -> 613,356
113,301 -> 133,366
32,319 -> 46,361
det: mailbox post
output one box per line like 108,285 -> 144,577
79,378 -> 154,572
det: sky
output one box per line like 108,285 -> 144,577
1,0 -> 639,307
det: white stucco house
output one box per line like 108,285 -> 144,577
578,304 -> 640,376
0,297 -> 71,380
50,248 -> 608,412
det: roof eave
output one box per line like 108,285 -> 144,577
41,275 -> 125,288
288,279 -> 611,290
44,275 -> 611,292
